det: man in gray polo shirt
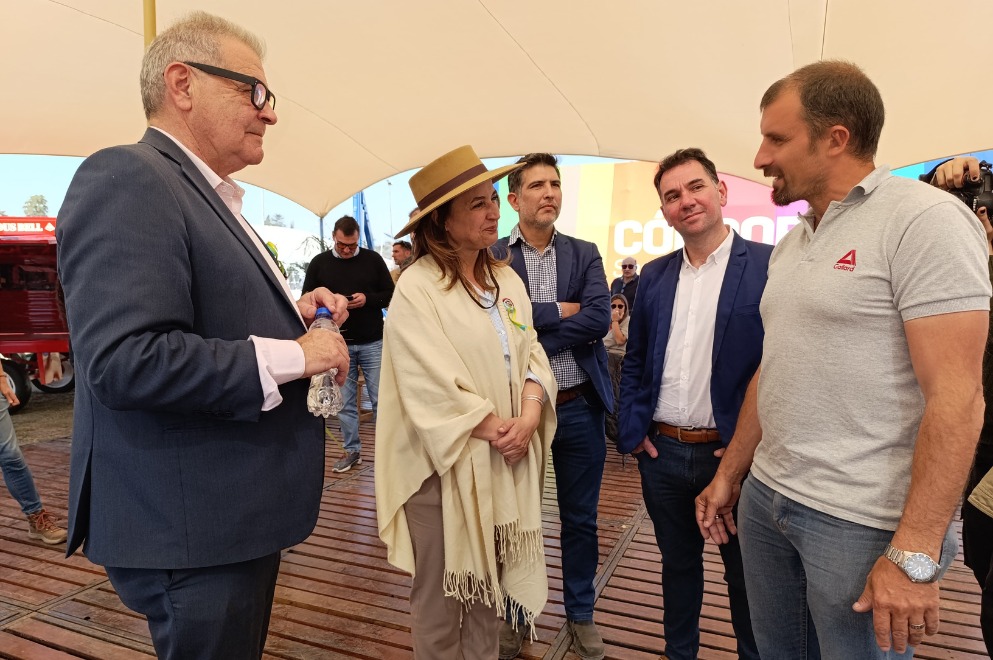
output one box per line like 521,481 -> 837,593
695,61 -> 991,658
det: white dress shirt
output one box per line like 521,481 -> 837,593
151,127 -> 305,411
654,230 -> 734,427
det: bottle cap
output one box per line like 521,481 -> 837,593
316,306 -> 331,317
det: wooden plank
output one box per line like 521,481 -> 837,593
0,422 -> 984,659
0,549 -> 101,586
50,595 -> 152,640
5,617 -> 154,659
0,629 -> 80,660
0,603 -> 26,628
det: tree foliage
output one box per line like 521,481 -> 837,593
23,194 -> 48,216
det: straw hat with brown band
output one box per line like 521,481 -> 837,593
395,145 -> 524,239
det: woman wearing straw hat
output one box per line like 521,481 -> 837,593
375,145 -> 557,658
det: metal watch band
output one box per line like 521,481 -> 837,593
883,543 -> 939,583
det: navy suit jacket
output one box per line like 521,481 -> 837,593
56,128 -> 324,569
493,232 -> 613,410
617,232 -> 771,454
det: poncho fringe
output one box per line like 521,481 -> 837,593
443,570 -> 540,639
496,520 -> 544,565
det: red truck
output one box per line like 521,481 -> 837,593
0,217 -> 73,413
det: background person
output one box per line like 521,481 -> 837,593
603,293 -> 630,358
390,239 -> 413,284
494,152 -> 612,660
56,13 -> 350,659
376,145 -> 556,659
302,215 -> 394,473
602,293 -> 629,446
927,155 -> 993,655
0,359 -> 67,544
610,256 -> 639,306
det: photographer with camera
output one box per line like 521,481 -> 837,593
927,157 -> 993,252
928,156 -> 993,654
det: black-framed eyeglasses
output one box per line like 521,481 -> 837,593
335,240 -> 359,252
184,62 -> 276,111
621,264 -> 635,269
611,303 -> 626,309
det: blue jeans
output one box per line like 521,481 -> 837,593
739,476 -> 957,659
0,398 -> 42,516
636,433 -> 758,660
552,393 -> 606,621
338,340 -> 382,455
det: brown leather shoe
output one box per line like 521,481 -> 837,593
568,620 -> 605,660
26,508 -> 67,545
498,620 -> 527,659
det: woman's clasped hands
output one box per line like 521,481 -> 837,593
491,409 -> 541,465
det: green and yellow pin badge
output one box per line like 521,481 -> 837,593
503,298 -> 528,331
265,241 -> 288,278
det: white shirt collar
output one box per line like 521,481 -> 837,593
683,228 -> 735,272
150,126 -> 246,216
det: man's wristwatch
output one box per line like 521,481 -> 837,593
883,544 -> 940,583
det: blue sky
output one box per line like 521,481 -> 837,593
0,153 -> 612,248
3,149 -> 989,252
0,153 -> 395,240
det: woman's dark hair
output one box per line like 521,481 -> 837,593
412,198 -> 507,301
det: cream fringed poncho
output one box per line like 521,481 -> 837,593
375,256 -> 557,631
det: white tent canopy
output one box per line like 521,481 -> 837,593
4,0 -> 990,216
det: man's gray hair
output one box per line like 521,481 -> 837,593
140,11 -> 266,119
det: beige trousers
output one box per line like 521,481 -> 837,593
404,473 -> 499,659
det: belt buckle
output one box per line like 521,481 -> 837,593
677,426 -> 696,443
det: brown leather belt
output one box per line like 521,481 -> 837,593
656,422 -> 721,444
556,381 -> 596,406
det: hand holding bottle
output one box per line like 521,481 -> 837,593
300,307 -> 348,417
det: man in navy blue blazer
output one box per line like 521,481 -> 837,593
493,153 -> 612,660
618,149 -> 768,660
56,13 -> 350,660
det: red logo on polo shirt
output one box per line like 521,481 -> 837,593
834,249 -> 856,272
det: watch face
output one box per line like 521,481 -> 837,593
903,554 -> 937,581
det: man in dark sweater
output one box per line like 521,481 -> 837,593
303,216 -> 394,472
610,256 -> 639,307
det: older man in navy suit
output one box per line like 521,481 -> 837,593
56,13 -> 349,660
493,153 -> 612,660
618,148 -> 767,660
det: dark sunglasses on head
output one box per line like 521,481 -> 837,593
184,61 -> 276,111
611,303 -> 626,309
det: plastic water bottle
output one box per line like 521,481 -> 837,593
306,307 -> 344,418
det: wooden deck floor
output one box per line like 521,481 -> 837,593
0,420 -> 987,659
